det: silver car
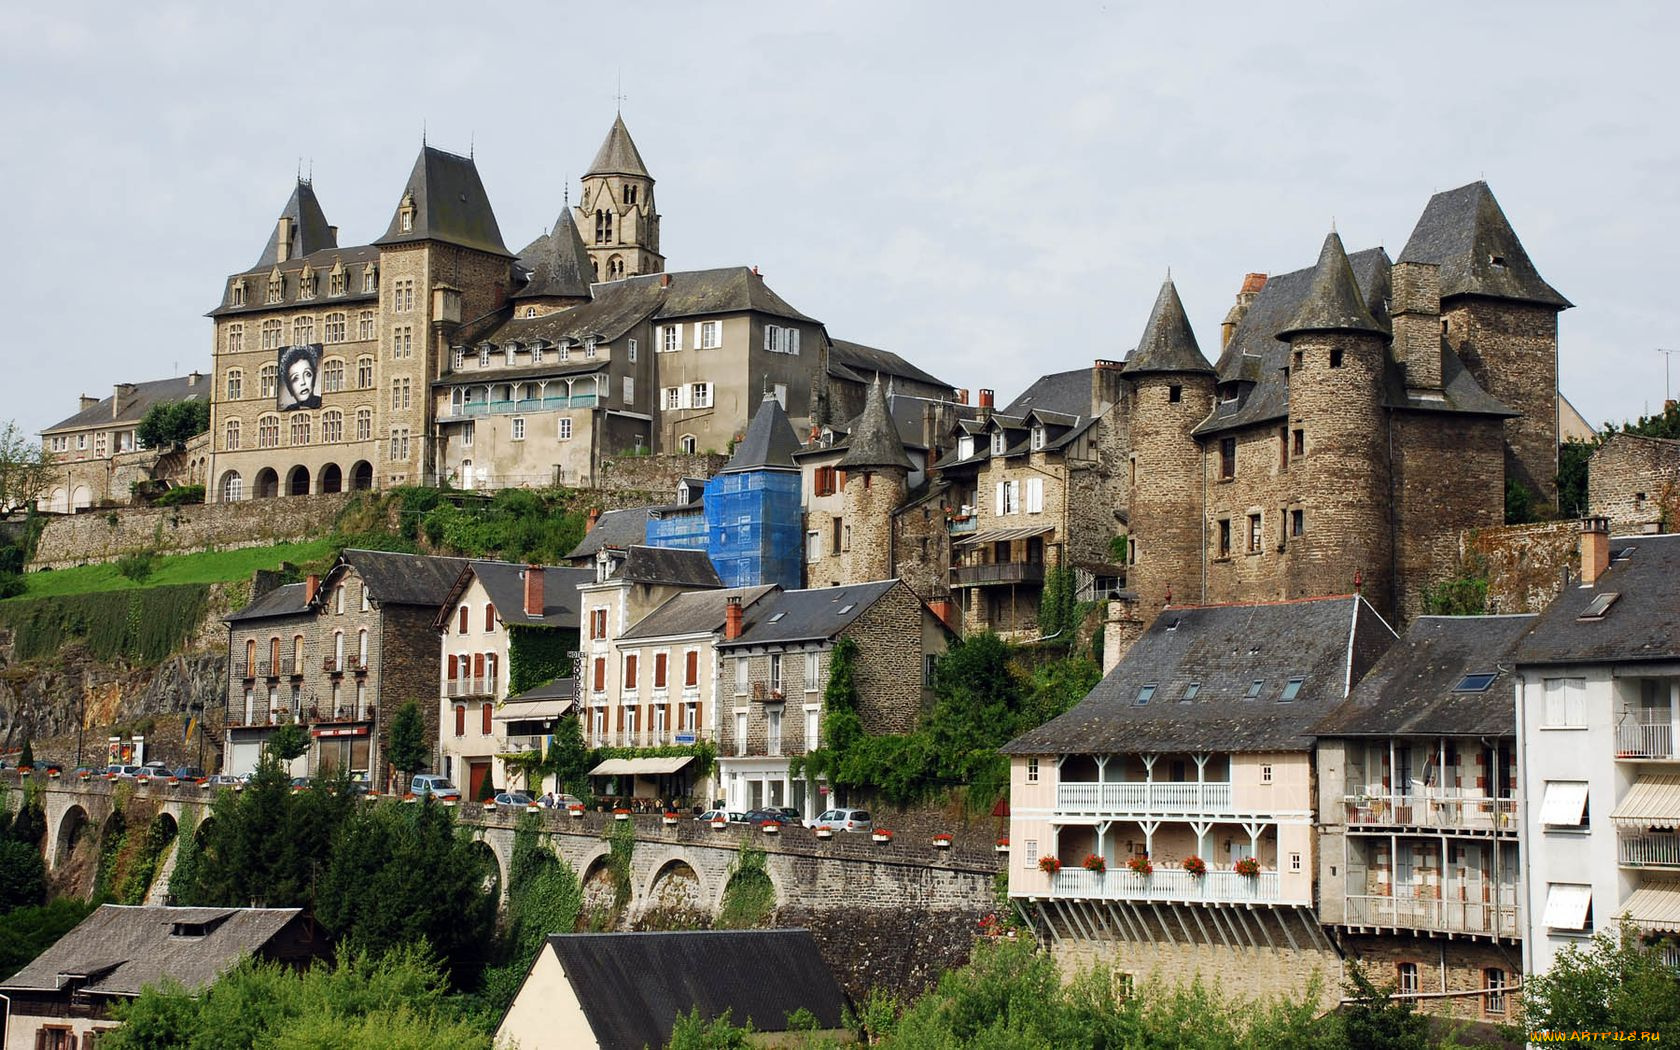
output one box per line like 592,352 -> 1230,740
807,808 -> 873,833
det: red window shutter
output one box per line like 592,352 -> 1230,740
485,604 -> 495,631
482,703 -> 492,735
474,653 -> 485,679
625,654 -> 638,686
594,657 -> 606,692
459,607 -> 468,633
455,705 -> 465,736
655,653 -> 667,688
616,704 -> 624,732
270,637 -> 280,665
447,655 -> 457,679
685,650 -> 698,687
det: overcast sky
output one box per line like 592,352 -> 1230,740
3,2 -> 1674,438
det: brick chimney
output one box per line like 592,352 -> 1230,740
955,388 -> 969,406
724,595 -> 743,641
1580,516 -> 1611,585
928,597 -> 958,632
586,507 -> 601,533
303,573 -> 320,605
978,388 -> 994,422
78,394 -> 98,411
1092,359 -> 1126,416
524,564 -> 544,617
1392,261 -> 1442,392
1221,273 -> 1268,349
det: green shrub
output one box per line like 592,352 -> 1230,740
114,549 -> 159,583
0,585 -> 209,662
153,484 -> 205,507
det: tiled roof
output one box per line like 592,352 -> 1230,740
1277,231 -> 1385,339
837,379 -> 914,471
828,338 -> 952,391
467,562 -> 594,629
1001,369 -> 1091,418
617,545 -> 723,589
374,146 -> 511,258
513,209 -> 594,301
223,581 -> 310,624
337,549 -> 471,607
251,180 -> 336,271
566,506 -> 653,561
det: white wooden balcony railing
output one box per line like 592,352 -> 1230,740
1048,867 -> 1283,904
445,677 -> 495,698
504,734 -> 547,753
1616,723 -> 1676,760
1620,833 -> 1680,869
1343,795 -> 1518,833
1343,893 -> 1520,937
1057,782 -> 1234,815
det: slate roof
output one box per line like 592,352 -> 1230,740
465,562 -> 593,629
512,209 -> 594,301
2,905 -> 304,996
838,379 -> 914,471
543,929 -> 846,1050
1314,615 -> 1536,738
1513,533 -> 1680,666
209,244 -> 381,316
717,580 -> 904,649
472,278 -> 667,348
1398,181 -> 1571,309
1002,596 -> 1396,755
619,585 -> 777,641
828,338 -> 953,391
251,180 -> 336,271
586,115 -> 651,179
651,267 -> 816,323
1277,232 -> 1385,339
720,393 -> 802,474
1002,368 -> 1091,417
616,545 -> 723,589
336,549 -> 472,607
566,506 -> 653,561
223,581 -> 311,624
44,373 -> 211,434
1122,278 -> 1215,376
505,677 -> 576,705
374,146 -> 511,258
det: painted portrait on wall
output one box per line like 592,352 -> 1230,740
277,344 -> 323,411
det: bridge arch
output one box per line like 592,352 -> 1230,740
643,857 -> 707,916
54,804 -> 90,867
466,838 -> 504,903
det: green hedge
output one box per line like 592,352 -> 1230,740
0,584 -> 210,662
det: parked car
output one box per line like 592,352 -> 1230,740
207,773 -> 244,788
409,774 -> 462,802
741,809 -> 788,827
173,766 -> 208,781
806,808 -> 872,833
696,809 -> 747,824
772,807 -> 801,824
109,764 -> 145,779
493,791 -> 534,808
289,777 -> 311,791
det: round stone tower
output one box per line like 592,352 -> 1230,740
1123,277 -> 1216,612
1279,231 -> 1393,615
839,377 -> 912,584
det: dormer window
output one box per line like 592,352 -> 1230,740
991,431 -> 1006,455
505,346 -> 517,368
478,347 -> 490,368
266,269 -> 284,304
452,348 -> 465,371
586,336 -> 599,359
329,262 -> 345,296
957,436 -> 974,459
362,264 -> 377,293
399,191 -> 416,233
1031,426 -> 1046,451
230,279 -> 246,307
524,306 -> 537,318
558,341 -> 571,362
298,266 -> 315,300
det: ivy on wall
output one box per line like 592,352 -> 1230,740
505,627 -> 578,697
0,584 -> 210,662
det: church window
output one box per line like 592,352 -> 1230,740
608,255 -> 624,279
356,356 -> 374,389
324,312 -> 346,343
225,370 -> 243,400
1220,437 -> 1237,479
322,358 -> 344,392
595,209 -> 613,244
224,419 -> 240,450
226,324 -> 244,353
292,316 -> 315,344
355,408 -> 372,441
1329,347 -> 1344,368
259,364 -> 278,398
623,183 -> 638,205
322,410 -> 343,443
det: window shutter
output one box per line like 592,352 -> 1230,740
763,325 -> 774,352
995,482 -> 1005,516
791,329 -> 801,355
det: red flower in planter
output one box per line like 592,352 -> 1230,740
1182,855 -> 1207,877
1038,855 -> 1062,875
1086,854 -> 1111,874
1234,856 -> 1262,877
932,833 -> 954,843
1124,854 -> 1152,876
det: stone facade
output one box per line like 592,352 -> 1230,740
1465,520 -> 1580,615
840,468 -> 905,584
1126,373 -> 1209,611
594,452 -> 728,495
1589,432 -> 1680,534
1050,931 -> 1342,1014
1442,299 -> 1560,505
1341,933 -> 1522,1023
29,492 -> 352,570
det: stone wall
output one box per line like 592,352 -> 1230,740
30,493 -> 353,569
1590,432 -> 1680,534
1341,932 -> 1522,1023
1127,373 -> 1212,612
593,451 -> 727,497
1464,520 -> 1579,615
1392,412 -> 1507,623
1442,299 -> 1560,506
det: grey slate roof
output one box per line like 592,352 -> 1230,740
651,267 -> 816,323
209,244 -> 382,316
224,581 -> 311,624
1002,596 -> 1396,755
1314,615 -> 1536,738
718,579 -> 904,649
1122,278 -> 1215,376
44,373 -> 210,434
720,393 -> 802,474
1002,369 -> 1091,418
1278,232 -> 1385,339
1513,533 -> 1680,666
838,378 -> 915,471
617,545 -> 723,589
586,115 -> 651,179
1398,181 -> 1571,309
828,338 -> 953,391
374,146 -> 511,258
473,278 -> 667,348
505,677 -> 576,705
2,905 -> 304,996
566,506 -> 653,561
620,585 -> 777,641
513,209 -> 594,301
543,929 -> 846,1050
338,549 -> 472,607
469,562 -> 593,629
252,180 -> 336,271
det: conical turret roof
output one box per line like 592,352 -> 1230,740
1122,277 -> 1214,376
252,180 -> 336,270
587,115 -> 650,179
720,392 -> 802,474
839,377 -> 914,472
514,209 -> 594,300
1278,231 -> 1384,339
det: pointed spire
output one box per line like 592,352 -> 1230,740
1278,231 -> 1384,339
1122,276 -> 1214,376
720,393 -> 802,474
375,145 -> 511,257
586,115 -> 650,179
252,179 -> 335,270
514,208 -> 594,301
1398,181 -> 1570,309
839,377 -> 914,472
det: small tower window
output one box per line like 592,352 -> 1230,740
1168,385 -> 1182,403
399,191 -> 415,233
1329,347 -> 1344,368
1490,254 -> 1507,268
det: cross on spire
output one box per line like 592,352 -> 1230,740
614,68 -> 628,113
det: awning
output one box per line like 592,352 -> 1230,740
494,699 -> 576,721
1623,882 -> 1680,933
1611,775 -> 1680,829
1540,780 -> 1589,826
588,756 -> 695,777
1542,883 -> 1593,931
954,525 -> 1055,549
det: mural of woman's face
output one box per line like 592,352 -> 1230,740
286,357 -> 315,400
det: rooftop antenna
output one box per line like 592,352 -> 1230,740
1660,348 -> 1679,404
470,132 -> 474,159
421,120 -> 427,148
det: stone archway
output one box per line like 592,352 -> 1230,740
580,851 -> 618,918
254,468 -> 279,499
350,461 -> 373,491
466,838 -> 504,903
286,465 -> 310,496
318,463 -> 343,494
642,858 -> 706,921
54,804 -> 89,867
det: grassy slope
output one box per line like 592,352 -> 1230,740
9,539 -> 338,600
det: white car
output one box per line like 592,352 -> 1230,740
806,808 -> 873,833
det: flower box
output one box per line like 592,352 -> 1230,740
761,821 -> 781,834
17,767 -> 30,777
1182,855 -> 1207,877
402,794 -> 418,803
613,809 -> 631,822
662,813 -> 679,826
871,830 -> 894,844
199,779 -> 211,790
1089,854 -> 1113,874
167,777 -> 180,786
482,800 -> 497,811
442,799 -> 458,808
136,776 -> 151,786
995,839 -> 1010,854
1234,857 -> 1261,878
527,804 -> 542,813
1124,854 -> 1150,876
48,770 -> 61,780
932,833 -> 953,849
814,826 -> 834,839
79,772 -> 93,782
1038,855 -> 1061,875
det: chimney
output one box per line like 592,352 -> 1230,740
79,394 -> 98,411
808,424 -> 821,444
928,597 -> 958,632
660,273 -> 671,288
112,383 -> 137,419
724,595 -> 743,640
1221,272 -> 1268,349
328,225 -> 339,247
524,564 -> 544,617
1092,359 -> 1126,417
187,372 -> 202,387
586,507 -> 601,533
276,216 -> 293,262
1392,261 -> 1442,391
1580,516 -> 1611,585
955,388 -> 969,406
978,388 -> 994,421
303,574 -> 320,605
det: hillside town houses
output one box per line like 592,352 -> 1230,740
21,111 -> 1680,1031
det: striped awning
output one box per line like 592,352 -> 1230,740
1623,883 -> 1680,933
1611,775 -> 1680,829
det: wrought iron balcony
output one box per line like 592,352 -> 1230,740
1617,723 -> 1676,761
1620,833 -> 1680,869
446,677 -> 494,698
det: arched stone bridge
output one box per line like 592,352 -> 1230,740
3,775 -> 1000,918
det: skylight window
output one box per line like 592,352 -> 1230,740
768,612 -> 786,623
1137,683 -> 1156,705
1245,680 -> 1264,699
1579,592 -> 1620,620
1280,677 -> 1305,702
1166,618 -> 1181,632
838,604 -> 855,615
1181,682 -> 1200,702
1454,672 -> 1498,693
1613,546 -> 1636,562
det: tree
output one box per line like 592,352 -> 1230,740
475,769 -> 497,803
545,715 -> 590,798
1341,962 -> 1428,1050
0,838 -> 47,913
388,701 -> 428,788
0,422 -> 51,515
1521,923 -> 1680,1038
18,739 -> 33,770
266,724 -> 309,763
136,400 -> 210,451
0,899 -> 96,978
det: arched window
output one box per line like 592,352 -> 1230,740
334,587 -> 344,615
224,420 -> 241,451
484,604 -> 495,632
357,629 -> 368,665
322,358 -> 345,393
354,408 -> 372,441
292,316 -> 315,344
221,471 -> 244,502
321,410 -> 343,443
259,363 -> 279,397
292,635 -> 305,674
289,413 -> 311,445
323,312 -> 346,343
246,638 -> 256,673
225,369 -> 243,400
257,415 -> 280,448
269,636 -> 281,672
679,435 -> 697,455
334,631 -> 345,668
608,255 -> 624,279
594,209 -> 613,244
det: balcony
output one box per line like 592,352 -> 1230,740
1343,893 -> 1520,938
1620,833 -> 1680,869
1344,795 -> 1518,834
310,704 -> 375,724
237,663 -> 256,680
505,734 -> 547,753
446,677 -> 495,699
1048,867 -> 1282,905
947,516 -> 977,536
1057,781 -> 1234,816
1617,723 -> 1676,761
259,661 -> 280,679
951,561 -> 1045,588
442,394 -> 599,419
